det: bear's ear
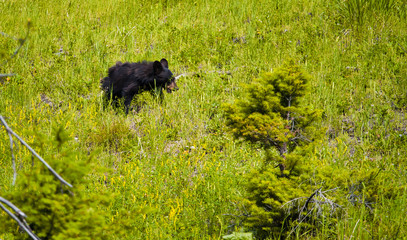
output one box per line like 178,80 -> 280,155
160,58 -> 169,68
153,61 -> 164,75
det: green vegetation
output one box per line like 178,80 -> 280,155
223,59 -> 321,161
224,61 -> 404,239
223,60 -> 325,238
0,0 -> 406,239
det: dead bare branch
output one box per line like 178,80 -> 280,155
0,73 -> 16,77
300,187 -> 322,215
174,66 -> 245,80
5,124 -> 17,185
0,20 -> 31,67
0,197 -> 41,240
282,187 -> 342,238
0,116 -> 73,188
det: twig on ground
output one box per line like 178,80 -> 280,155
0,20 -> 31,67
174,66 -> 245,80
0,73 -> 16,77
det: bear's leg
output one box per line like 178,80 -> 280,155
124,94 -> 135,114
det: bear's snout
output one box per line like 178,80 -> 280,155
166,81 -> 179,93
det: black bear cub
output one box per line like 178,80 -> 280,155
101,58 -> 178,114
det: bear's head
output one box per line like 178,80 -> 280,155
153,58 -> 178,93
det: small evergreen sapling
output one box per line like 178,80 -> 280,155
224,59 -> 324,238
224,59 -> 322,174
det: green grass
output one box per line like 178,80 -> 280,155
0,0 -> 406,239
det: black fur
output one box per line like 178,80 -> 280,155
101,58 -> 178,114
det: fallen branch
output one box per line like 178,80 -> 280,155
174,66 -> 245,80
0,20 -> 31,67
300,187 -> 321,214
283,187 -> 342,238
0,73 -> 16,77
0,116 -> 73,188
5,121 -> 17,185
0,197 -> 41,240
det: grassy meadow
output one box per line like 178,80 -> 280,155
0,0 -> 406,239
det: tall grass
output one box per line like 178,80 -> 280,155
1,0 -> 406,239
